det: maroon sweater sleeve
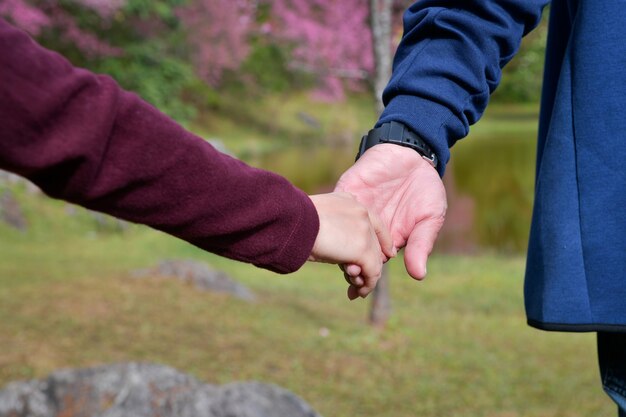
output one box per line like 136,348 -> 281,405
0,19 -> 319,274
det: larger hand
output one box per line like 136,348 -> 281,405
335,144 -> 447,279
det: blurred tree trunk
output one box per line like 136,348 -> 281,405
369,264 -> 391,328
370,0 -> 393,115
368,0 -> 393,328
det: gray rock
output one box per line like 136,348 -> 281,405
0,170 -> 40,194
88,211 -> 129,233
0,170 -> 23,186
0,363 -> 322,417
0,189 -> 27,231
214,382 -> 321,417
134,260 -> 255,301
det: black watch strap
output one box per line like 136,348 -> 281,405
355,121 -> 438,168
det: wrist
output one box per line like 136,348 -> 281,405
354,143 -> 434,173
356,121 -> 438,170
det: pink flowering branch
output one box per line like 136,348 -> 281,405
177,0 -> 254,86
0,0 -> 50,35
269,0 -> 375,100
0,0 -> 124,56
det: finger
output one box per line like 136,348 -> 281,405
357,285 -> 372,298
368,210 -> 396,260
403,216 -> 445,280
347,285 -> 360,300
345,264 -> 361,277
344,272 -> 364,287
339,264 -> 362,278
356,226 -> 385,290
357,253 -> 382,292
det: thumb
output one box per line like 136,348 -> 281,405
403,216 -> 445,280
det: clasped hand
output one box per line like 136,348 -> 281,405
308,192 -> 394,300
338,144 -> 447,297
309,144 -> 447,300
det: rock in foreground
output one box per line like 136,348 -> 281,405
0,363 -> 321,417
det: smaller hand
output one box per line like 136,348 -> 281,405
308,192 -> 395,299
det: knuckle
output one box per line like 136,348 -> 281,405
355,204 -> 369,219
432,214 -> 446,227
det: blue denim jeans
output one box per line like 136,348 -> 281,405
598,332 -> 626,416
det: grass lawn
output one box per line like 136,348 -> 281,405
0,210 -> 612,416
0,99 -> 612,416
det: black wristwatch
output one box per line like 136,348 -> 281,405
355,121 -> 438,168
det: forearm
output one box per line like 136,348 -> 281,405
0,18 -> 319,273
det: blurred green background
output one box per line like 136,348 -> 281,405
0,2 -> 611,416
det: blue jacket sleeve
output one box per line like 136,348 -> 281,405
378,0 -> 549,176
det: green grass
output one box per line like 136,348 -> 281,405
0,194 -> 613,416
0,100 -> 611,416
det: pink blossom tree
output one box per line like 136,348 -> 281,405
267,0 -> 409,100
0,0 -> 49,35
176,0 -> 255,86
0,0 -> 124,56
1,0 -> 410,97
269,0 -> 374,100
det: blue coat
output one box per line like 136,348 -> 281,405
379,0 -> 626,331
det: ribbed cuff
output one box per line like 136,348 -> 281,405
267,190 -> 320,274
377,94 -> 469,177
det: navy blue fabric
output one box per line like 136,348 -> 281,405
379,0 -> 626,330
378,0 -> 548,177
527,1 -> 626,328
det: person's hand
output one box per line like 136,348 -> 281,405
335,143 -> 447,280
308,192 -> 395,298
